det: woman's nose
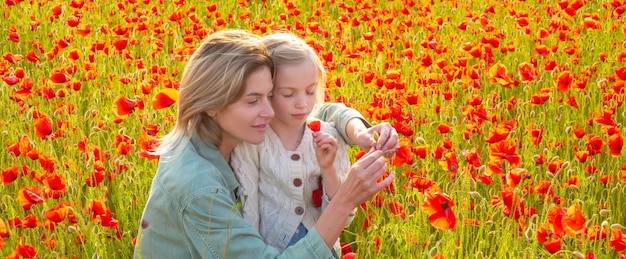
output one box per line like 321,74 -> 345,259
261,101 -> 274,118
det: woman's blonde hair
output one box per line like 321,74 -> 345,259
262,32 -> 326,105
157,29 -> 273,154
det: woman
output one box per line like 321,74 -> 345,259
134,29 -> 395,258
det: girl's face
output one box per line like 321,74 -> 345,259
270,59 -> 319,129
214,66 -> 274,151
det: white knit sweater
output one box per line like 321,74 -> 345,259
231,117 -> 351,251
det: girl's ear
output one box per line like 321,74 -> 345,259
207,111 -> 216,117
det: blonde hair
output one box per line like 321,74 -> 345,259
262,33 -> 326,104
157,29 -> 273,154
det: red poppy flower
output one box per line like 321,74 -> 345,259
610,228 -> 626,252
307,120 -> 321,132
34,115 -> 53,140
437,123 -> 451,134
18,186 -> 44,210
114,95 -> 137,116
528,123 -> 544,146
501,188 -> 526,220
114,134 -> 135,156
488,63 -> 515,87
563,204 -> 586,236
409,176 -> 436,192
388,201 -> 406,219
547,206 -> 567,236
439,151 -> 458,173
586,225 -> 608,240
17,243 -> 38,258
608,133 -> 624,157
0,218 -> 9,238
391,145 -> 413,167
21,214 -> 42,229
43,174 -> 67,199
462,148 -> 482,167
555,71 -> 574,92
49,68 -> 70,84
586,134 -> 604,155
594,109 -> 617,126
485,122 -> 513,143
421,187 -> 456,230
489,139 -> 521,167
505,168 -> 529,188
152,88 -> 179,110
2,166 -> 18,186
575,150 -> 589,162
518,62 -> 537,83
615,66 -> 626,80
543,238 -> 562,254
44,205 -> 69,223
530,87 -> 551,105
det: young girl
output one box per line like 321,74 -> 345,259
231,32 -> 352,253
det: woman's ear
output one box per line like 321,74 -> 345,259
207,111 -> 216,117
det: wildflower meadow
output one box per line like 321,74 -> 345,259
1,0 -> 625,258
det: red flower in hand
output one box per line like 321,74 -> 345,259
312,177 -> 323,207
308,120 -> 321,132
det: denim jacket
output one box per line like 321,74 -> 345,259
134,137 -> 334,258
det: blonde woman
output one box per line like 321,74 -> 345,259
134,29 -> 395,258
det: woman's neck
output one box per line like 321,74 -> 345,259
219,139 -> 239,163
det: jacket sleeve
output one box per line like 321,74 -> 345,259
313,103 -> 371,146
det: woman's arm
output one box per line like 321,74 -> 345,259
313,103 -> 399,153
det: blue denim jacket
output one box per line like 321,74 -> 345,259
134,137 -> 334,258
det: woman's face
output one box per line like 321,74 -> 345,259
214,66 -> 274,151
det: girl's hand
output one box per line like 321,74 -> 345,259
312,131 -> 338,171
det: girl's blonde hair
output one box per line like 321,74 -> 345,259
262,33 -> 326,105
157,29 -> 273,154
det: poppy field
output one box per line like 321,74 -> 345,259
1,0 -> 626,258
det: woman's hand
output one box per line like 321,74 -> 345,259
354,122 -> 399,157
313,148 -> 394,249
335,148 -> 394,207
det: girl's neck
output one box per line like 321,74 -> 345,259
270,121 -> 305,151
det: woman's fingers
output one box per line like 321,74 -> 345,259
373,123 -> 399,152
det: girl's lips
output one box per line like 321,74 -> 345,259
292,113 -> 307,119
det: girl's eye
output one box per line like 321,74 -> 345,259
248,99 -> 258,104
306,91 -> 315,95
283,94 -> 293,97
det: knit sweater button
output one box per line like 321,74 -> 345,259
295,206 -> 304,215
291,154 -> 300,161
293,178 -> 302,187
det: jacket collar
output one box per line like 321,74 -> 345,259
189,135 -> 239,192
